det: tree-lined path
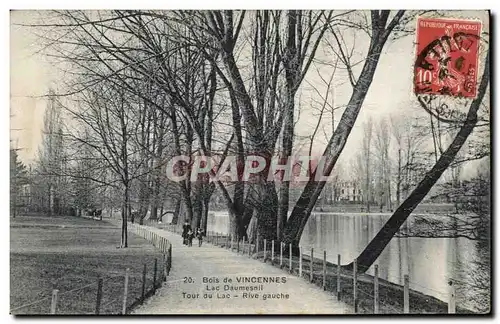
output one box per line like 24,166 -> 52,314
132,226 -> 350,314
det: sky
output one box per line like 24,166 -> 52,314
9,10 -> 490,178
10,11 -> 51,163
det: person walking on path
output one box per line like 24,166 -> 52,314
132,225 -> 350,314
187,229 -> 194,247
196,228 -> 204,247
182,220 -> 191,245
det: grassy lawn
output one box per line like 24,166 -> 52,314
10,215 -> 164,315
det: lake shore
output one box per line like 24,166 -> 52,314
224,240 -> 479,314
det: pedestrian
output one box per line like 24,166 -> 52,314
187,229 -> 194,247
182,220 -> 191,245
196,228 -> 204,247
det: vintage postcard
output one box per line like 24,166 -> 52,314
10,9 -> 491,315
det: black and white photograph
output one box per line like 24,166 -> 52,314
9,8 -> 491,315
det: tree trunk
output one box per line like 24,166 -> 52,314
121,184 -> 129,248
352,51 -> 489,273
281,33 -> 388,245
138,183 -> 149,225
138,182 -> 149,225
172,198 -> 181,224
219,29 -> 278,242
396,148 -> 401,206
201,199 -> 209,235
240,190 -> 255,229
277,10 -> 298,241
191,183 -> 203,230
366,153 -> 371,212
228,208 -> 238,240
151,205 -> 158,221
246,212 -> 258,244
257,182 -> 279,241
183,193 -> 194,225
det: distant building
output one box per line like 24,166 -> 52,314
336,181 -> 363,202
19,183 -> 31,207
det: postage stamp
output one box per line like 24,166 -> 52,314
414,17 -> 482,98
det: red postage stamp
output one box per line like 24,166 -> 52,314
414,17 -> 482,98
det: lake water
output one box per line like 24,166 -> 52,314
206,211 -> 485,311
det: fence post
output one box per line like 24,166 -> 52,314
242,237 -> 245,254
249,239 -> 252,257
353,259 -> 358,313
153,258 -> 158,294
374,264 -> 379,314
141,263 -> 147,303
50,289 -> 59,314
169,245 -> 172,273
256,236 -> 260,255
280,242 -> 283,268
271,240 -> 275,264
310,248 -> 314,283
163,254 -> 168,281
289,243 -> 292,273
448,279 -> 456,314
230,235 -> 233,250
216,232 -> 219,246
122,268 -> 130,315
299,247 -> 303,278
323,251 -> 326,290
227,234 -> 230,249
95,278 -> 103,315
263,239 -> 267,263
337,254 -> 341,300
404,274 -> 410,314
237,237 -> 240,253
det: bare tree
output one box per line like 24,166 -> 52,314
354,49 -> 490,272
373,117 -> 391,211
10,149 -> 29,217
281,11 -> 406,247
361,117 -> 374,211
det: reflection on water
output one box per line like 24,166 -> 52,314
207,211 -> 485,311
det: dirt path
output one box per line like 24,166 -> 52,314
132,226 -> 350,314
